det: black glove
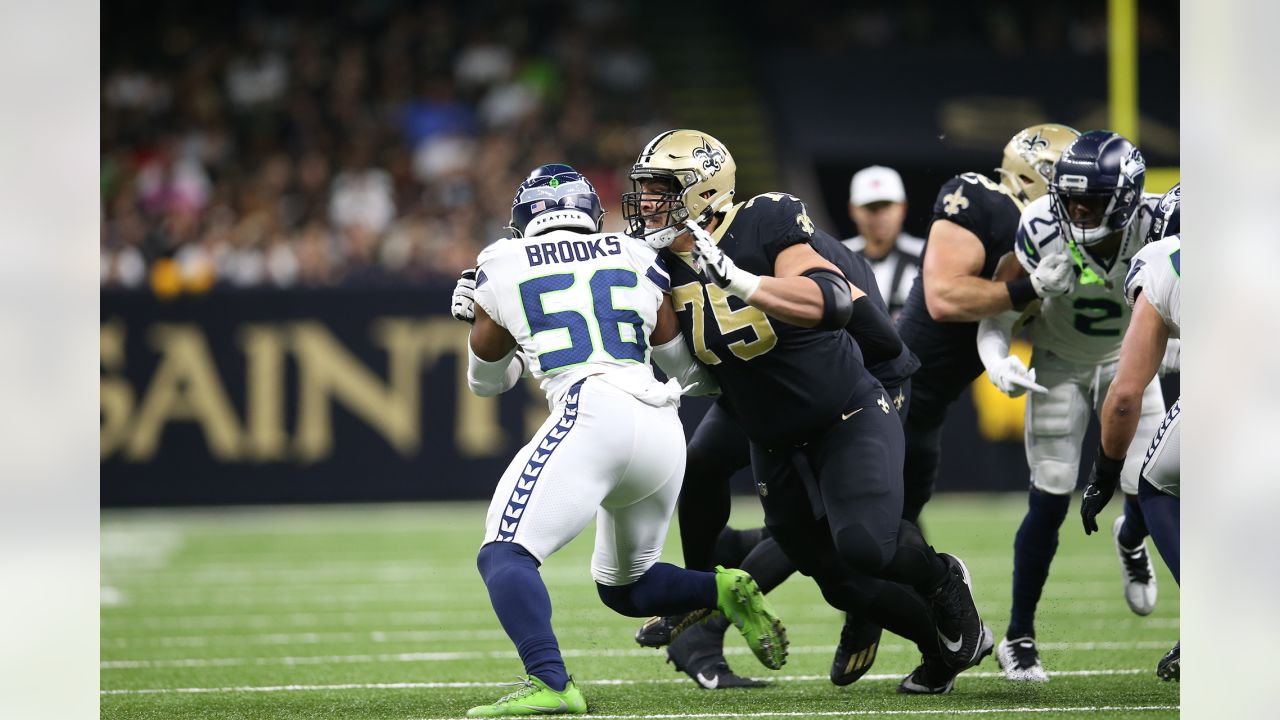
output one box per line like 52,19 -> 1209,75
1081,448 -> 1124,535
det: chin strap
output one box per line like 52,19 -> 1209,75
1064,233 -> 1109,287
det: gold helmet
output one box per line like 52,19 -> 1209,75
997,123 -> 1080,205
622,129 -> 736,249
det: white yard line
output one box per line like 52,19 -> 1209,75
101,641 -> 1177,670
101,668 -> 1151,695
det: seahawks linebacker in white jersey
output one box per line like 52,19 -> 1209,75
976,132 -> 1170,682
450,164 -> 787,717
1083,210 -> 1181,682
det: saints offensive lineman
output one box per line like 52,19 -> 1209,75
452,164 -> 786,716
976,133 -> 1173,681
624,129 -> 989,694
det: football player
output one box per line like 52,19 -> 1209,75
623,129 -> 989,694
976,135 -> 1174,681
452,164 -> 787,716
896,124 -> 1080,525
1081,191 -> 1181,682
636,239 -> 918,689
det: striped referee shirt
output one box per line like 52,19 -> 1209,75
840,233 -> 925,320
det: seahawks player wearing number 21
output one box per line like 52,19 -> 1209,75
976,133 -> 1175,682
453,165 -> 788,716
623,130 -> 990,693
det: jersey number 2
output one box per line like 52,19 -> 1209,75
1072,298 -> 1123,337
519,270 -> 646,373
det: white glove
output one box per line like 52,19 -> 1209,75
451,268 -> 477,323
1030,254 -> 1074,297
686,220 -> 761,299
986,355 -> 1048,397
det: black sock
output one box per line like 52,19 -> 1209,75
738,536 -> 797,594
1116,494 -> 1150,548
1007,490 -> 1070,638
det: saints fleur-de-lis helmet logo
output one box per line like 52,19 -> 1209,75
1019,130 -> 1051,157
692,138 -> 726,175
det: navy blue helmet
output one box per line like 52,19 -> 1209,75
1049,130 -> 1146,246
1146,182 -> 1180,244
508,164 -> 605,238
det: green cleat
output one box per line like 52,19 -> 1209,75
466,675 -> 587,717
714,565 -> 788,670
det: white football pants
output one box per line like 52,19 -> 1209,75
481,376 -> 687,586
1026,350 -> 1165,495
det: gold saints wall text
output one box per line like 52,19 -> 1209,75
99,317 -> 551,463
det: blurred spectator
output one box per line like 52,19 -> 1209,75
840,166 -> 923,319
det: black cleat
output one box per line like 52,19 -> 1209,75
829,615 -> 883,686
635,608 -> 713,648
667,618 -> 767,689
1157,641 -> 1179,682
898,625 -> 993,695
927,553 -> 985,667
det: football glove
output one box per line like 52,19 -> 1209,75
451,268 -> 477,324
1030,254 -> 1074,298
1081,449 -> 1124,535
986,355 -> 1047,397
686,220 -> 761,300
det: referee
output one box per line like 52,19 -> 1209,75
841,165 -> 923,320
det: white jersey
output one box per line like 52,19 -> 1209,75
473,229 -> 671,403
1124,235 -> 1181,338
1014,193 -> 1164,365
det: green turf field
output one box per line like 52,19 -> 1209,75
101,494 -> 1179,719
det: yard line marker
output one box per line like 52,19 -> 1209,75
101,642 -> 1176,669
101,668 -> 1151,695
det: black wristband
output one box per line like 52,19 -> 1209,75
1006,277 -> 1037,309
1094,447 -> 1125,479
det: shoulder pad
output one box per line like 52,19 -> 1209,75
1124,236 -> 1180,308
476,238 -> 515,267
1014,196 -> 1064,270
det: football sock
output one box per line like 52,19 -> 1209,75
883,519 -> 951,592
1008,489 -> 1070,638
476,542 -> 568,692
677,459 -> 735,571
596,562 -> 717,617
1116,494 -> 1150,548
738,536 -> 797,594
1139,481 -> 1180,584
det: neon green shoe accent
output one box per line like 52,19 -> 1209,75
466,675 -> 586,717
714,565 -> 789,670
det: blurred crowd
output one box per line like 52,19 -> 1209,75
101,1 -> 670,294
101,1 -> 1177,295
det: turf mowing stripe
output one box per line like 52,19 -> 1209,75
100,642 -> 1177,669
408,708 -> 1179,719
99,668 -> 1152,695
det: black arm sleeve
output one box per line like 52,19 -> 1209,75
847,295 -> 904,365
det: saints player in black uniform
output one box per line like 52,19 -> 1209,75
636,244 -> 918,689
622,129 -> 988,693
896,124 -> 1080,525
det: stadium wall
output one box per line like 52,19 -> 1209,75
101,287 -> 1046,506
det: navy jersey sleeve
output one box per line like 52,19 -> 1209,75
930,173 -> 1022,273
751,193 -> 818,267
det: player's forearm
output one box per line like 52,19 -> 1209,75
466,344 -> 523,397
925,275 -> 1014,322
1099,386 -> 1144,460
747,275 -> 827,327
976,310 -> 1018,369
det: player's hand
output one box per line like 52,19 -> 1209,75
1081,450 -> 1124,535
986,355 -> 1047,397
451,268 -> 477,324
1030,254 -> 1074,297
686,220 -> 761,299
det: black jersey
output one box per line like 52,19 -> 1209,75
896,173 -> 1023,391
661,193 -> 880,448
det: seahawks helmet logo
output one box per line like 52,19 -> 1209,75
692,139 -> 726,175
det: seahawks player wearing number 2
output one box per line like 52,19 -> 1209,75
453,165 -> 788,716
624,130 -> 989,693
976,132 -> 1176,682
